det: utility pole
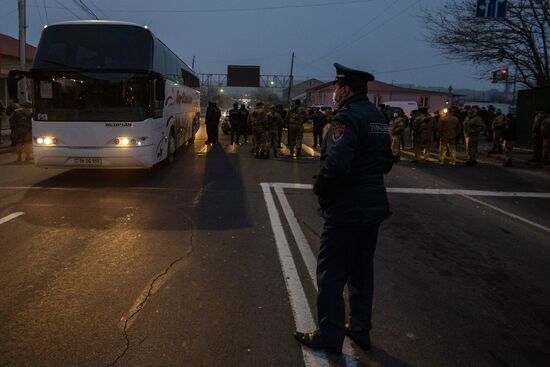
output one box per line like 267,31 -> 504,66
285,52 -> 295,145
18,0 -> 28,102
192,55 -> 195,69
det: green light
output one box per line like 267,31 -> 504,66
270,80 -> 275,86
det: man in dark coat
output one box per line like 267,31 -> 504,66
205,102 -> 221,144
294,63 -> 393,355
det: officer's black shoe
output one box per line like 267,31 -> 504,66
344,324 -> 371,351
503,159 -> 512,167
294,330 -> 342,355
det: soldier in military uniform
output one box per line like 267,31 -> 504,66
530,108 -> 545,163
502,112 -> 517,167
438,107 -> 461,165
389,111 -> 406,161
294,63 -> 393,355
265,105 -> 283,158
10,102 -> 33,162
248,102 -> 268,158
490,109 -> 505,153
287,99 -> 308,157
463,107 -> 486,165
7,101 -> 20,147
412,107 -> 434,162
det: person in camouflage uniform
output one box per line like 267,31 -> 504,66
490,109 -> 505,153
10,101 -> 33,162
463,107 -> 486,165
541,109 -> 550,164
7,101 -> 20,147
412,107 -> 434,162
288,99 -> 308,157
248,102 -> 268,158
389,111 -> 406,161
530,108 -> 545,163
265,105 -> 284,158
438,107 -> 461,165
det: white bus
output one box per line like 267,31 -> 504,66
13,21 -> 200,168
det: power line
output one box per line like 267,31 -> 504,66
309,0 -> 422,66
87,0 -> 108,19
77,0 -> 98,19
376,62 -> 459,74
52,0 -> 83,19
40,1 -> 375,14
43,0 -> 49,24
35,0 -> 46,26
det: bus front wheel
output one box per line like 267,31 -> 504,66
166,132 -> 176,165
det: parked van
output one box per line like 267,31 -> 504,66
384,101 -> 418,117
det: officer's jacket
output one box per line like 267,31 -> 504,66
314,95 -> 392,225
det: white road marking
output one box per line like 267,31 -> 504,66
462,195 -> 550,233
260,183 -> 330,367
268,183 -> 550,198
0,212 -> 24,225
273,184 -> 319,288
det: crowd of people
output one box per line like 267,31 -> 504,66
206,99 -> 325,159
0,100 -> 33,162
386,104 -> 550,167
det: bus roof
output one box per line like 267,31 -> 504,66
48,20 -> 146,28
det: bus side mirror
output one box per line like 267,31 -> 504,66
154,79 -> 165,101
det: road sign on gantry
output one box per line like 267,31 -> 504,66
227,65 -> 260,87
476,0 -> 507,18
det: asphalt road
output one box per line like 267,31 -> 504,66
0,125 -> 549,367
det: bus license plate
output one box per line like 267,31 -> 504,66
73,157 -> 102,166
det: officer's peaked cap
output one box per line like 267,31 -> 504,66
333,63 -> 375,84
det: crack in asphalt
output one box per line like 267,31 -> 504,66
106,215 -> 196,367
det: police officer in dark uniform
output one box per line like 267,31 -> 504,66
294,63 -> 393,355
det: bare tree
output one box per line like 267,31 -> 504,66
424,0 -> 550,88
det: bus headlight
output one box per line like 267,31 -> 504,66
35,136 -> 57,146
113,137 -> 150,146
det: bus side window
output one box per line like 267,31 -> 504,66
153,78 -> 165,118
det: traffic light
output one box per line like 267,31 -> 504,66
500,68 -> 508,79
492,68 -> 509,82
444,99 -> 449,107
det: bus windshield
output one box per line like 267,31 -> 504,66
33,25 -> 152,71
33,72 -> 152,122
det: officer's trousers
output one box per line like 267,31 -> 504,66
317,222 -> 380,346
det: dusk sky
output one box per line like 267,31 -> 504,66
0,0 -> 497,90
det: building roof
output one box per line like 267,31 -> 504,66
308,79 -> 456,96
0,33 -> 36,61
